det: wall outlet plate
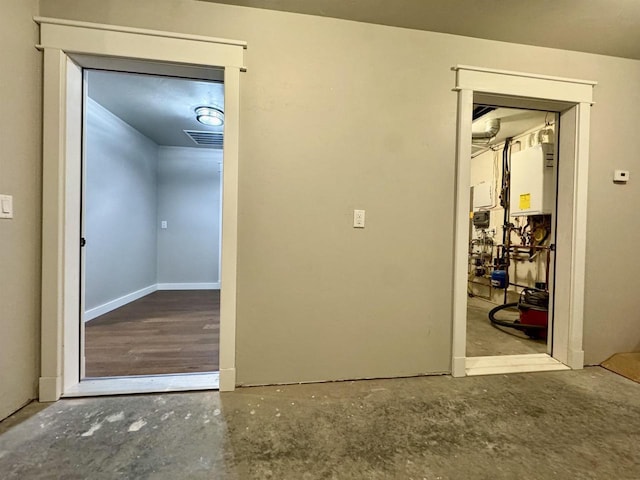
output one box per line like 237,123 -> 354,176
614,170 -> 630,183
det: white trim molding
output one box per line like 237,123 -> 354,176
84,284 -> 157,322
218,368 -> 237,391
34,17 -> 247,49
35,17 -> 246,70
567,102 -> 591,369
452,65 -> 595,377
451,88 -> 473,378
454,65 -> 596,104
157,282 -> 220,290
37,17 -> 244,401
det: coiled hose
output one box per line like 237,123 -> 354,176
488,302 -> 546,332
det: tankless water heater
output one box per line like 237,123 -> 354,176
509,143 -> 555,217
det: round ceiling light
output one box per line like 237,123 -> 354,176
195,106 -> 224,126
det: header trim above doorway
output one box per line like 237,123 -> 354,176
453,65 -> 595,105
454,65 -> 596,86
35,17 -> 247,71
34,16 -> 247,49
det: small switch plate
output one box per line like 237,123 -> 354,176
353,209 -> 365,228
614,170 -> 630,183
0,194 -> 13,219
161,220 -> 168,229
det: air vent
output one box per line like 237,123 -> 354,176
183,130 -> 224,148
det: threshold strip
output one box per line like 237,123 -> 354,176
465,353 -> 569,377
62,372 -> 219,397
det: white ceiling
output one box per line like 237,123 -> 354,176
202,0 -> 640,60
87,70 -> 224,148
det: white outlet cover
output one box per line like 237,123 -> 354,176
613,170 -> 630,182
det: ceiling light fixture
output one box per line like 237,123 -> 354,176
195,106 -> 224,126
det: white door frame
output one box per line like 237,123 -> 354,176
36,17 -> 246,401
452,65 -> 596,377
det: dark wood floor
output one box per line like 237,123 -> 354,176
85,290 -> 219,378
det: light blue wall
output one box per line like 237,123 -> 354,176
157,147 -> 221,285
85,101 -> 221,312
84,98 -> 159,310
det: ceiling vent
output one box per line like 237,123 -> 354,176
183,130 -> 224,148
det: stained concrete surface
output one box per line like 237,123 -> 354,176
1,368 -> 639,479
467,296 -> 547,357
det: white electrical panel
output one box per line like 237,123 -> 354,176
509,144 -> 555,217
472,182 -> 492,209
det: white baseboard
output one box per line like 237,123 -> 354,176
39,376 -> 62,402
157,282 -> 220,290
84,284 -> 157,322
219,368 -> 236,391
84,283 -> 220,322
567,349 -> 585,369
451,356 -> 466,377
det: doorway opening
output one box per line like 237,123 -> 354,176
37,16 -> 245,401
451,65 -> 596,377
81,70 -> 223,380
466,106 -> 558,361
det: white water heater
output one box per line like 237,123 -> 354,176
509,143 -> 555,217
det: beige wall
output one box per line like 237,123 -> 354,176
0,0 -> 42,419
35,0 -> 640,385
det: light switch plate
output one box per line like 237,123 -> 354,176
0,194 -> 13,219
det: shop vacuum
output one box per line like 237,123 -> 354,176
488,288 -> 549,339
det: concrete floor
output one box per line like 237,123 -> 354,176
467,296 -> 547,357
1,368 -> 639,479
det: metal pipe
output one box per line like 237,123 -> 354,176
507,281 -> 547,292
505,244 -> 551,250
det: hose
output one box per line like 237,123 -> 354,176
488,302 -> 546,331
